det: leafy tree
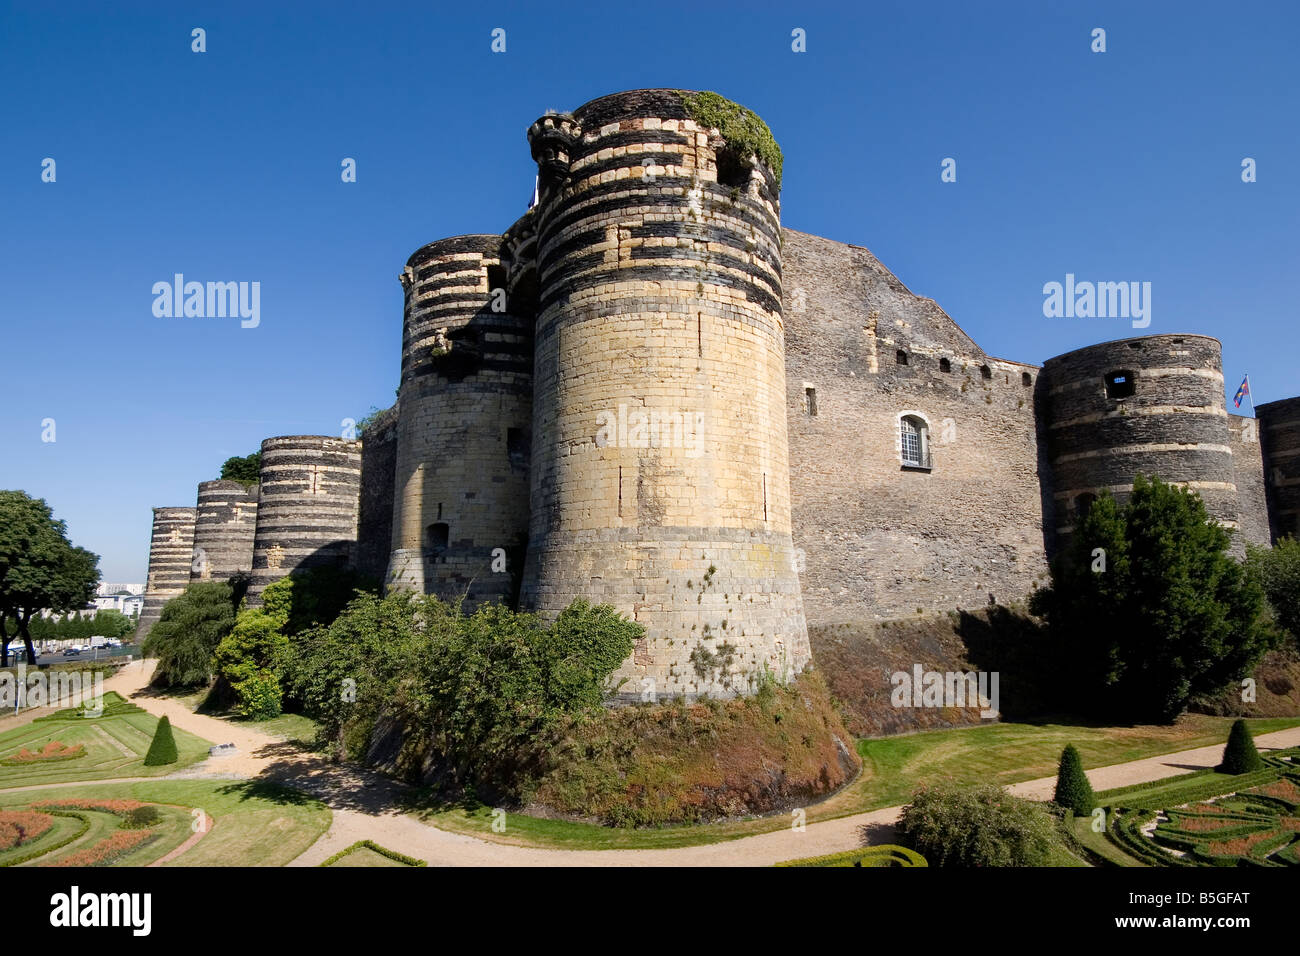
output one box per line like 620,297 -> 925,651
1246,538 -> 1300,650
1031,475 -> 1274,722
1053,744 -> 1095,814
141,581 -> 238,687
219,452 -> 262,484
212,599 -> 292,720
0,491 -> 100,667
1218,718 -> 1263,774
897,783 -> 1061,867
142,715 -> 179,766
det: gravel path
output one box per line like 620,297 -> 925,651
13,658 -> 1300,866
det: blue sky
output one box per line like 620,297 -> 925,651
2,0 -> 1296,581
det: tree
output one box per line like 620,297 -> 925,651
219,452 -> 261,484
142,715 -> 179,766
1053,744 -> 1095,814
897,783 -> 1061,867
141,581 -> 238,687
1031,475 -> 1275,722
0,491 -> 100,667
1246,538 -> 1300,650
1218,719 -> 1263,774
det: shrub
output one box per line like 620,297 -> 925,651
212,606 -> 290,719
1246,538 -> 1300,650
1053,744 -> 1095,814
1219,719 -> 1264,774
142,715 -> 178,766
897,783 -> 1061,867
122,805 -> 160,829
142,581 -> 239,687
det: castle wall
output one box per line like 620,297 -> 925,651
781,229 -> 1051,625
1259,396 -> 1300,541
248,435 -> 362,605
386,236 -> 533,606
519,89 -> 809,701
189,480 -> 258,584
137,506 -> 196,639
1227,414 -> 1272,549
1041,335 -> 1240,553
355,403 -> 399,583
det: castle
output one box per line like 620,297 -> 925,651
138,89 -> 1300,702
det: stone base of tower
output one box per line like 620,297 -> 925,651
386,547 -> 518,609
522,527 -> 810,704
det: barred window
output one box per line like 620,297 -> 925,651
900,415 -> 930,468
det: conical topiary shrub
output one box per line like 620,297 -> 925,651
1053,744 -> 1095,814
1218,719 -> 1263,775
142,714 -> 179,766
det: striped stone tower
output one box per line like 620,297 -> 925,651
1042,334 -> 1241,552
386,236 -> 533,606
1258,396 -> 1300,542
518,89 -> 810,701
138,506 -> 197,639
247,436 -> 362,605
189,480 -> 259,584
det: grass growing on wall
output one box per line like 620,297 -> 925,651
678,91 -> 783,187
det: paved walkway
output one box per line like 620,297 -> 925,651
9,659 -> 1300,866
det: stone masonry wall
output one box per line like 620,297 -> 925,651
1228,413 -> 1272,549
782,228 -> 1051,626
1259,396 -> 1300,541
355,402 -> 399,583
189,480 -> 258,584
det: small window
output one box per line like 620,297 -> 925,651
1128,341 -> 1142,349
1022,371 -> 1032,387
939,358 -> 951,373
507,427 -> 529,471
715,147 -> 751,189
900,415 -> 931,469
1074,493 -> 1096,519
896,350 -> 908,366
1104,370 -> 1136,399
428,523 -> 449,550
980,364 -> 992,380
486,264 -> 507,293
804,386 -> 818,417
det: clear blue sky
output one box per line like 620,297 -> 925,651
2,1 -> 1296,581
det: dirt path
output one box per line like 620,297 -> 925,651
18,659 -> 1300,866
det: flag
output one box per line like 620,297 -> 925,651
1233,374 -> 1250,408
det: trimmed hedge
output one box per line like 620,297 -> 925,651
319,840 -> 427,867
1053,744 -> 1095,814
1219,719 -> 1264,775
142,715 -> 178,766
0,811 -> 91,868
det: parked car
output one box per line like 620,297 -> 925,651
61,647 -> 81,656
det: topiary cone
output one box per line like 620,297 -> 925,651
143,714 -> 179,766
1218,719 -> 1263,775
1053,744 -> 1095,814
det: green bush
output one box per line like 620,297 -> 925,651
1219,718 -> 1264,774
142,715 -> 178,766
1053,744 -> 1095,814
1246,538 -> 1300,650
122,805 -> 160,829
897,783 -> 1061,867
212,604 -> 290,719
142,582 -> 239,687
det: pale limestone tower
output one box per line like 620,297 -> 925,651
518,89 -> 810,701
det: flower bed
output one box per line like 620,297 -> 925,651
30,798 -> 148,815
1,741 -> 86,765
0,811 -> 54,850
45,829 -> 153,867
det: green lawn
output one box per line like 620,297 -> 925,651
411,714 -> 1300,851
0,779 -> 331,867
0,693 -> 211,788
158,687 -> 321,747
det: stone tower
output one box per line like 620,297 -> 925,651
137,506 -> 196,639
1258,395 -> 1300,541
518,89 -> 810,701
387,236 -> 533,606
1042,334 -> 1241,551
189,479 -> 259,583
247,435 -> 362,605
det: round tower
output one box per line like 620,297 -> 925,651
519,89 -> 809,701
190,480 -> 259,584
1042,334 -> 1239,551
387,235 -> 533,606
138,506 -> 196,639
248,435 -> 362,605
1258,395 -> 1300,541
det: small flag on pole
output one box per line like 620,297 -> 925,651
1233,374 -> 1250,408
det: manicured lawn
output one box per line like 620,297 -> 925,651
0,779 -> 331,867
411,714 -> 1300,851
0,693 -> 210,787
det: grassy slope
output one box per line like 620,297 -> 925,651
413,714 -> 1300,850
